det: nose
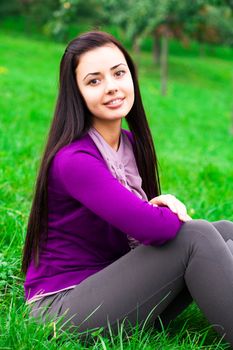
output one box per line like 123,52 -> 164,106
104,77 -> 118,94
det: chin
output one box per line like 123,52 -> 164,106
106,116 -> 124,122
99,113 -> 124,120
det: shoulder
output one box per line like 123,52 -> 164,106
56,132 -> 102,160
52,133 -> 106,176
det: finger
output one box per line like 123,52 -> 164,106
150,194 -> 174,206
167,202 -> 188,220
176,201 -> 187,214
149,197 -> 162,206
162,200 -> 179,214
169,196 -> 187,214
148,202 -> 158,207
165,197 -> 184,215
165,195 -> 187,209
178,213 -> 192,222
170,200 -> 188,217
183,217 -> 192,222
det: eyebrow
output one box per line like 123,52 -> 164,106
83,63 -> 127,81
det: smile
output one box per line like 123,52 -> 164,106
104,98 -> 125,107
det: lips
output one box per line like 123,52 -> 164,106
104,97 -> 125,105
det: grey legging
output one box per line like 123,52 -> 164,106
29,219 -> 233,345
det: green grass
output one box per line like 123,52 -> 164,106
0,29 -> 233,349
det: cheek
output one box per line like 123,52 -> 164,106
82,90 -> 100,110
127,80 -> 135,104
77,79 -> 100,109
124,77 -> 134,95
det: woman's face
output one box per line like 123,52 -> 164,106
75,44 -> 135,125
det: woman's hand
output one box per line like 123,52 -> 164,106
149,194 -> 192,222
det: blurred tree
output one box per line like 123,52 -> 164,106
0,0 -> 60,34
100,0 -> 204,95
19,0 -> 59,33
0,0 -> 21,18
185,2 -> 233,53
43,0 -> 102,41
100,0 -> 233,95
231,106 -> 233,135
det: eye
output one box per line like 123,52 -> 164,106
115,70 -> 126,77
88,78 -> 100,86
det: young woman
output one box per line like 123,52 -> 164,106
22,30 -> 233,345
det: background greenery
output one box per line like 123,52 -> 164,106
0,3 -> 233,348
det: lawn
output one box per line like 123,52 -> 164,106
0,30 -> 233,349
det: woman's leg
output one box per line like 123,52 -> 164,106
155,220 -> 233,330
152,286 -> 192,330
29,219 -> 233,345
212,220 -> 233,251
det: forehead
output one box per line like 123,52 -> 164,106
77,44 -> 127,74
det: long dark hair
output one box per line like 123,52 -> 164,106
21,31 -> 161,274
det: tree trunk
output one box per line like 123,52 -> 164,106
153,31 -> 161,65
161,33 -> 168,96
199,41 -> 206,56
132,37 -> 141,68
230,105 -> 233,135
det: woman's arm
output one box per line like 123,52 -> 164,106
56,150 -> 184,246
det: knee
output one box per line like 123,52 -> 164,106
219,220 -> 232,225
212,220 -> 233,229
181,219 -> 213,234
178,219 -> 222,245
211,220 -> 233,240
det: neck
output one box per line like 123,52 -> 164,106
92,119 -> 122,151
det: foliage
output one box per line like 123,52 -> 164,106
1,0 -> 232,47
99,0 -> 233,49
19,0 -> 60,29
185,3 -> 233,46
0,0 -> 21,18
42,0 -> 102,41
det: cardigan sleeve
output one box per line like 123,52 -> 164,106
56,149 -> 183,246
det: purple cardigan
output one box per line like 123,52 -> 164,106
24,129 -> 183,301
